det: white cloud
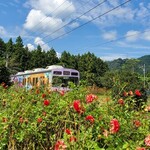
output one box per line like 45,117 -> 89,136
56,52 -> 61,58
102,30 -> 117,41
0,26 -> 7,36
68,22 -> 79,29
23,0 -> 76,38
143,31 -> 150,41
27,43 -> 35,51
24,9 -> 65,37
34,37 -> 50,51
25,0 -> 75,17
125,30 -> 140,42
117,41 -> 150,49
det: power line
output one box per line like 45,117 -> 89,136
41,0 -> 131,46
24,0 -> 71,43
24,0 -> 93,44
35,0 -> 107,44
89,29 -> 150,48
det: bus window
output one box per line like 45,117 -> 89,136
52,76 -> 79,87
53,71 -> 62,75
63,71 -> 70,75
71,72 -> 78,76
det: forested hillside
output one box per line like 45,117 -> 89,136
107,55 -> 150,74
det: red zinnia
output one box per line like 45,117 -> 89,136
43,99 -> 50,106
85,115 -> 95,124
86,94 -> 97,103
54,140 -> 67,150
118,98 -> 124,105
65,128 -> 71,135
133,120 -> 141,128
144,135 -> 150,147
37,117 -> 42,123
70,136 -> 77,142
110,118 -> 120,134
59,90 -> 65,96
135,90 -> 141,97
123,91 -> 128,97
73,100 -> 85,114
42,93 -> 46,98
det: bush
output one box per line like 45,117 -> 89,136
0,83 -> 150,150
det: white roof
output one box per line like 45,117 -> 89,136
33,68 -> 45,72
16,72 -> 25,75
46,65 -> 64,70
24,70 -> 34,73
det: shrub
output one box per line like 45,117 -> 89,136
0,83 -> 150,150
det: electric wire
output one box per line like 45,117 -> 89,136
34,0 -> 107,44
24,0 -> 92,44
24,0 -> 71,43
41,0 -> 131,47
88,29 -> 150,49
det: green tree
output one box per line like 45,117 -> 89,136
0,65 -> 10,85
122,59 -> 140,73
0,38 -> 6,65
77,52 -> 108,86
45,48 -> 59,66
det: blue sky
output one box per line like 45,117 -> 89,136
0,0 -> 150,61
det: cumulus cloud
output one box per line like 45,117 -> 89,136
25,0 -> 75,17
34,37 -> 50,51
23,0 -> 76,38
24,9 -> 65,37
26,43 -> 35,51
102,30 -> 117,41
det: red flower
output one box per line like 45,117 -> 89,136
73,100 -> 85,114
43,99 -> 50,106
54,140 -> 67,150
123,91 -> 128,97
85,115 -> 95,124
65,128 -> 71,135
37,118 -> 42,123
59,90 -> 65,96
118,98 -> 124,105
86,94 -> 97,103
136,147 -> 146,150
110,119 -> 120,134
144,135 -> 150,147
133,120 -> 141,128
70,136 -> 77,142
42,93 -> 46,98
135,90 -> 141,97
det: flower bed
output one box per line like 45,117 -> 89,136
0,83 -> 150,150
